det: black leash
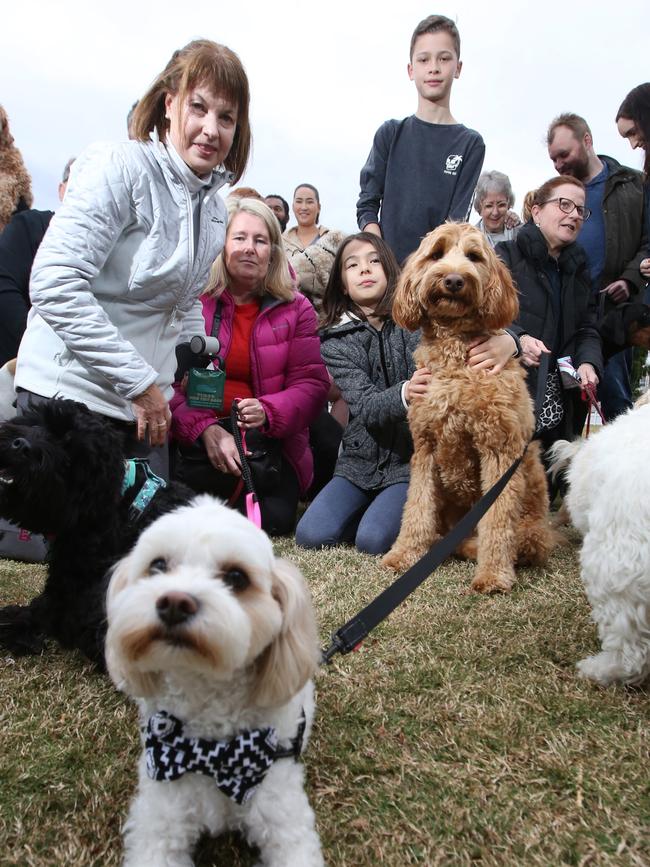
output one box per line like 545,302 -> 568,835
321,352 -> 550,664
230,401 -> 257,499
230,401 -> 262,528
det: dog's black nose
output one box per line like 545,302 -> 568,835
11,437 -> 31,454
156,592 -> 199,627
444,273 -> 465,293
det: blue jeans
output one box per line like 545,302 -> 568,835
598,348 -> 632,422
296,476 -> 408,555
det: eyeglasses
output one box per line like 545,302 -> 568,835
543,197 -> 591,221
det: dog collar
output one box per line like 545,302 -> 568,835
121,459 -> 167,522
143,709 -> 306,805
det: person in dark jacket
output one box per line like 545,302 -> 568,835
0,158 -> 74,365
547,113 -> 646,419
616,83 -> 650,295
496,175 -> 603,459
296,232 -> 517,555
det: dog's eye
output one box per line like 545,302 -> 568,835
466,251 -> 483,263
148,558 -> 168,574
222,568 -> 250,592
430,250 -> 444,260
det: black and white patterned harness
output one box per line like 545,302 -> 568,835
144,710 -> 306,805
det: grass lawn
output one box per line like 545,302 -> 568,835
0,531 -> 648,866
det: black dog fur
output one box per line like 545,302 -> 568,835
0,399 -> 193,666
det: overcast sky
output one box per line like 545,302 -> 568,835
3,0 -> 648,233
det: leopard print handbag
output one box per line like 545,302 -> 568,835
535,365 -> 564,433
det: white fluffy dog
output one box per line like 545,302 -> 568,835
549,400 -> 650,686
105,496 -> 324,867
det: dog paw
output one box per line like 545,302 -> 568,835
382,549 -> 416,572
455,537 -> 478,560
576,652 -> 645,686
470,570 -> 514,594
576,655 -> 617,686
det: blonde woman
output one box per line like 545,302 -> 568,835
171,198 -> 330,534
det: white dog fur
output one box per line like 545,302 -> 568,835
105,495 -> 324,866
549,400 -> 650,686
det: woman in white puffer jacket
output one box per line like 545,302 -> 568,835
15,39 -> 251,473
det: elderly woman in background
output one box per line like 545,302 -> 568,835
171,198 -> 330,535
14,40 -> 251,477
282,183 -> 344,310
474,170 -> 521,247
496,175 -> 603,468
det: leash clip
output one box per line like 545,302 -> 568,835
320,618 -> 367,665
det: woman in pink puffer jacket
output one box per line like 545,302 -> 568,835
171,198 -> 329,535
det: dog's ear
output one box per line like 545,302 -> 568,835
481,249 -> 519,330
251,558 -> 320,708
104,557 -> 161,698
392,253 -> 424,331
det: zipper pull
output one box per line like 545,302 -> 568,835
169,307 -> 178,328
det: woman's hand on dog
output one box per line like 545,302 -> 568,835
132,384 -> 172,445
201,424 -> 242,475
519,335 -> 551,368
405,367 -> 432,403
466,333 -> 517,375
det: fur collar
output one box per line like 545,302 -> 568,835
515,221 -> 586,275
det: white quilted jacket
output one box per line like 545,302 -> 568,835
15,134 -> 230,420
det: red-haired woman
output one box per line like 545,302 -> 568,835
15,40 -> 251,477
496,175 -> 603,458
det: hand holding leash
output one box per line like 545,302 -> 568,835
236,398 -> 267,430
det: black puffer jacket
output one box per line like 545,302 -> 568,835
496,222 -> 603,437
320,316 -> 419,490
0,208 -> 53,365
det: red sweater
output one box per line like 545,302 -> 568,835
221,300 -> 259,416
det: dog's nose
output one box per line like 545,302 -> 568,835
11,437 -> 31,454
156,592 -> 199,627
444,273 -> 465,293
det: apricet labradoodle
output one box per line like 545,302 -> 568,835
0,105 -> 33,231
382,223 -> 554,592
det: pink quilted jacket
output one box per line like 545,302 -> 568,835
171,289 -> 329,493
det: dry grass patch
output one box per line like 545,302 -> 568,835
1,532 -> 649,866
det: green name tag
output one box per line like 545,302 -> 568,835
187,365 -> 225,410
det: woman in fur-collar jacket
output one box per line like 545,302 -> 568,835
496,177 -> 603,447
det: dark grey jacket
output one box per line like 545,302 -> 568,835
597,154 -> 647,303
320,316 -> 419,490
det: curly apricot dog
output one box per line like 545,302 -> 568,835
382,223 -> 554,593
0,105 -> 33,231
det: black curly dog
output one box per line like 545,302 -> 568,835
0,399 -> 193,666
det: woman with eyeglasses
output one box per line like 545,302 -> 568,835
474,170 -> 521,247
496,175 -> 603,461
